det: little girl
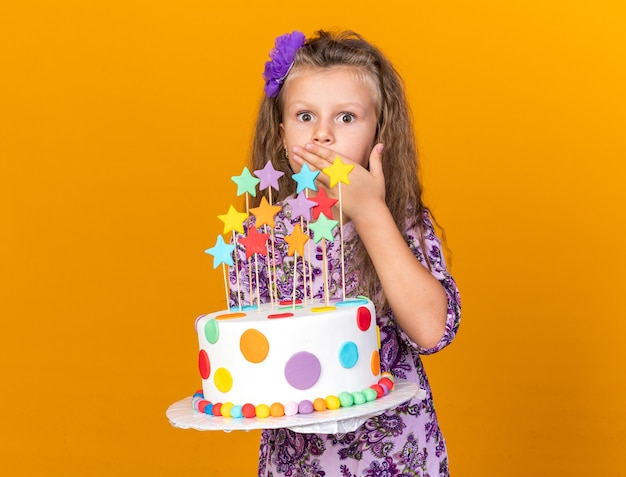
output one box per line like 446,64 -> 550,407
230,30 -> 461,476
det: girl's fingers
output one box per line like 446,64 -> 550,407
292,144 -> 336,169
368,143 -> 384,176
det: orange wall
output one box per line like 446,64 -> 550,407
2,1 -> 625,475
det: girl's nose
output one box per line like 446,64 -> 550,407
312,121 -> 334,145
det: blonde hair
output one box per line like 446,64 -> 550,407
250,30 -> 433,310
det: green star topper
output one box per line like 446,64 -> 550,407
309,214 -> 338,243
231,166 -> 260,197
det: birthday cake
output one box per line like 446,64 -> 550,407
192,159 -> 395,419
193,298 -> 395,418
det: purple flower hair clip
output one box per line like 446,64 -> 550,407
262,30 -> 306,98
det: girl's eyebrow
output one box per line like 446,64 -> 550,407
286,101 -> 368,111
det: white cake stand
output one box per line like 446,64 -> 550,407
166,378 -> 423,434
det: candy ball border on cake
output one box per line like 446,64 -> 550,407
191,372 -> 396,419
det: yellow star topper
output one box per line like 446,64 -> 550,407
322,157 -> 354,188
217,205 -> 249,234
285,224 -> 310,257
249,196 -> 282,228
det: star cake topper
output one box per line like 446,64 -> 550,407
311,188 -> 338,220
322,157 -> 354,188
249,196 -> 282,228
231,166 -> 260,197
254,161 -> 284,191
308,214 -> 338,243
204,235 -> 235,268
292,163 -> 320,193
286,191 -> 316,221
285,223 -> 309,257
237,225 -> 270,258
217,205 -> 249,234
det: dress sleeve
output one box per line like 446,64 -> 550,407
400,210 -> 461,355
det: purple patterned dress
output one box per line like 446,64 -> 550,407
229,199 -> 461,477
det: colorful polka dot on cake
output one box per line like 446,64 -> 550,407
216,312 -> 246,320
284,351 -> 321,390
356,306 -> 372,331
240,328 -> 269,363
370,350 -> 381,376
338,341 -> 359,368
204,319 -> 219,344
198,350 -> 211,380
214,368 -> 233,392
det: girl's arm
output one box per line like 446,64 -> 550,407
352,199 -> 449,349
292,143 -> 449,349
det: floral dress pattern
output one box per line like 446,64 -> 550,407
229,199 -> 461,477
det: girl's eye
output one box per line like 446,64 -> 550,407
339,113 -> 356,124
297,112 -> 314,122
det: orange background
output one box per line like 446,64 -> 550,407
2,1 -> 625,475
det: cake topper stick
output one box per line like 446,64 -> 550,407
249,196 -> 282,307
231,167 -> 260,302
254,254 -> 261,309
285,191 -> 316,304
217,205 -> 249,309
222,263 -> 230,310
311,190 -> 338,304
301,193 -> 313,305
322,157 -> 354,301
303,218 -> 310,304
253,161 -> 284,306
204,235 -> 236,311
268,188 -> 280,307
285,223 -> 309,309
321,240 -> 330,305
231,231 -> 243,310
308,214 -> 338,307
237,225 -> 270,309
337,183 -> 346,300
292,164 -> 320,304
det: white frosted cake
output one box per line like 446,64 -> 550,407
192,297 -> 394,418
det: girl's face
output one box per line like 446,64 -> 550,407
280,66 -> 379,171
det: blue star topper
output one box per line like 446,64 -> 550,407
204,235 -> 235,268
292,163 -> 320,194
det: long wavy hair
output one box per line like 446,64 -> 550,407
249,30 -> 436,311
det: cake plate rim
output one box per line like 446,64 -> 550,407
166,378 -> 423,434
